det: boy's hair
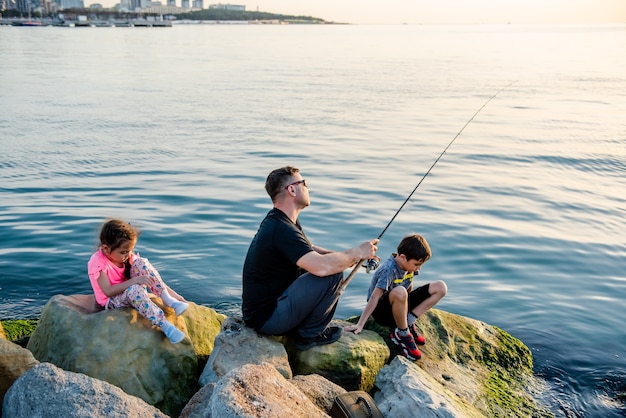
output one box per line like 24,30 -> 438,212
265,166 -> 300,202
397,233 -> 431,263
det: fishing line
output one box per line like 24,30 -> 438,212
344,80 -> 517,283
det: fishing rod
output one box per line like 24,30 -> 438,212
343,81 -> 517,285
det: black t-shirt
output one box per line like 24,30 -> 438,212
242,208 -> 314,329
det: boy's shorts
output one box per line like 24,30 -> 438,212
372,283 -> 431,328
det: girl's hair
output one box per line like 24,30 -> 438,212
397,233 -> 431,263
99,219 -> 140,279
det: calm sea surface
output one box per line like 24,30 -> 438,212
1,23 -> 625,416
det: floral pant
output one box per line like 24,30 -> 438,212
105,257 -> 167,327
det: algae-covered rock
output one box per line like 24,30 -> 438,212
182,301 -> 226,367
289,319 -> 389,392
26,294 -> 198,417
375,355 -> 483,417
349,309 -> 551,417
0,319 -> 38,345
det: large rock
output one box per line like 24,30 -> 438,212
208,362 -> 329,417
288,319 -> 389,392
182,301 -> 227,367
199,317 -> 292,386
354,309 -> 549,417
375,355 -> 482,417
0,339 -> 39,415
290,374 -> 347,413
3,362 -> 168,418
179,383 -> 217,418
26,294 -> 198,417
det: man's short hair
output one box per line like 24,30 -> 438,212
265,166 -> 300,202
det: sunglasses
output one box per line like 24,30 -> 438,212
284,179 -> 307,190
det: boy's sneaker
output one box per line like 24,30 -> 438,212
295,326 -> 343,351
409,322 -> 426,345
390,328 -> 422,360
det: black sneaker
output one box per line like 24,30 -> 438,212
295,326 -> 343,351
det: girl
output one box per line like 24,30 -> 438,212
88,218 -> 189,344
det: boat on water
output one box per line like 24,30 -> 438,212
11,21 -> 44,26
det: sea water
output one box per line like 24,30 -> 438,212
0,23 -> 625,416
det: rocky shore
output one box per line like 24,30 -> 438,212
0,294 -> 551,417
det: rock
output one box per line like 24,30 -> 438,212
9,294 -> 546,417
199,317 -> 292,386
3,362 -> 168,418
375,355 -> 482,417
355,309 -> 548,417
208,362 -> 329,417
181,302 -> 227,367
414,309 -> 545,416
26,294 -> 198,417
179,383 -> 217,418
0,339 -> 39,415
0,323 -> 5,340
290,374 -> 347,413
288,319 -> 389,392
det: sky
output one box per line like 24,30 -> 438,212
237,0 -> 626,25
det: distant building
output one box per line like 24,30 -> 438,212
129,0 -> 150,10
180,0 -> 187,8
0,0 -> 14,11
56,0 -> 84,8
191,0 -> 200,8
166,0 -> 174,6
136,4 -> 183,13
208,3 -> 243,11
13,0 -> 27,12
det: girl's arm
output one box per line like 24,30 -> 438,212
96,271 -> 154,298
343,287 -> 385,334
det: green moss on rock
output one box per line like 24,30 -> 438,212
1,319 -> 39,342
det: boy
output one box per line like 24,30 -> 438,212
344,233 -> 447,360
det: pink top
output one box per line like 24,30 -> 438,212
88,249 -> 135,307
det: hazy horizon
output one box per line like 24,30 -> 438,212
87,0 -> 626,25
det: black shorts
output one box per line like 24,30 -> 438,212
371,283 -> 431,328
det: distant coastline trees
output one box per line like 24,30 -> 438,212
176,9 -> 326,23
0,7 -> 329,23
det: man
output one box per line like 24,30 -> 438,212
242,166 -> 379,350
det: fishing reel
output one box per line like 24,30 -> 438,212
362,258 -> 380,273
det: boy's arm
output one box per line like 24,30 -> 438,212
344,287 -> 385,334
